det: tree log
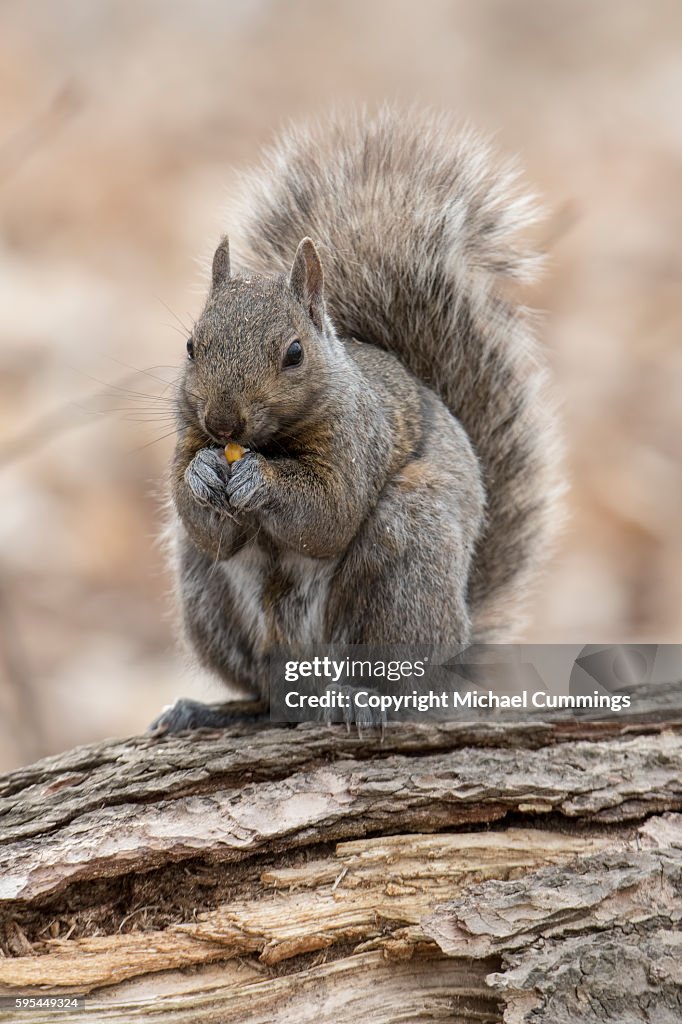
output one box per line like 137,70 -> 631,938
425,813 -> 682,1023
1,716 -> 681,1022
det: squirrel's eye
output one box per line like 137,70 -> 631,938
186,338 -> 194,360
282,339 -> 303,368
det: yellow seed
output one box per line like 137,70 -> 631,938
225,443 -> 247,464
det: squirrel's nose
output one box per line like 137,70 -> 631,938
204,408 -> 246,443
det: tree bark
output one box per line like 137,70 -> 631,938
0,715 -> 681,1023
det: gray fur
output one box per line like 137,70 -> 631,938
165,107 -> 561,713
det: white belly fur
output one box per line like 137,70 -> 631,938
222,544 -> 337,646
220,544 -> 269,648
279,550 -> 338,643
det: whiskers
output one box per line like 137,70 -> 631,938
156,298 -> 196,342
87,298 -> 200,449
92,361 -> 199,454
0,359 -> 197,468
69,359 -> 201,455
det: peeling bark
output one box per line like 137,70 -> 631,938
0,828 -> 615,994
2,731 -> 682,905
424,812 -> 682,1023
0,721 -> 680,1022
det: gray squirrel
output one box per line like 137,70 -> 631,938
152,107 -> 561,733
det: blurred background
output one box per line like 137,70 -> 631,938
0,0 -> 680,770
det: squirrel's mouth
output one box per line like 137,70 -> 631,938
200,410 -> 273,451
205,428 -> 261,454
202,422 -> 252,449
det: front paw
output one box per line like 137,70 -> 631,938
185,447 -> 232,511
226,452 -> 269,511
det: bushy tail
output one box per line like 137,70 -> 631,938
230,107 -> 562,639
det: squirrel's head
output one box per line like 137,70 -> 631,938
179,236 -> 340,449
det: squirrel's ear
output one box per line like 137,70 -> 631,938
289,238 -> 325,331
211,236 -> 231,293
